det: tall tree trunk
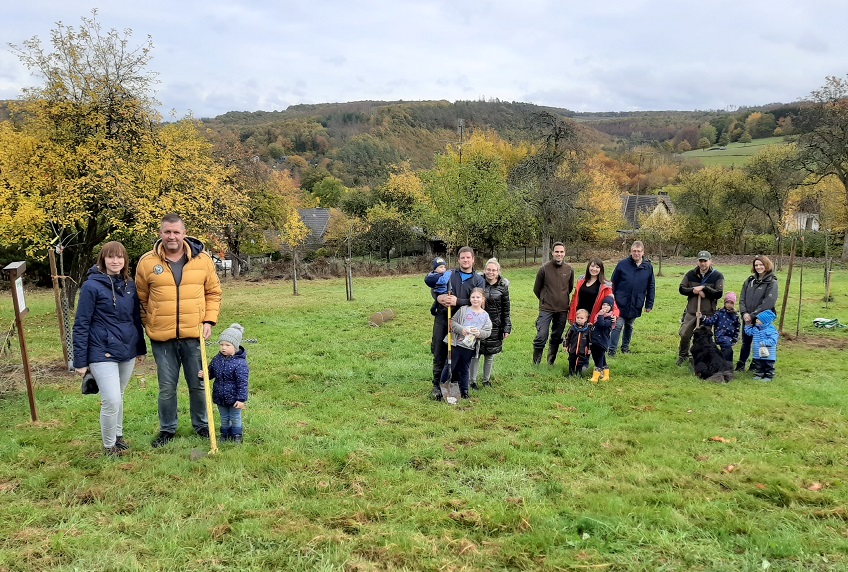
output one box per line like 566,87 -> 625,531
841,233 -> 848,263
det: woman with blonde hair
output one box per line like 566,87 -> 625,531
72,242 -> 147,456
736,255 -> 778,372
470,258 -> 512,388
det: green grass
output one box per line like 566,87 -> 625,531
1,261 -> 847,571
682,136 -> 788,168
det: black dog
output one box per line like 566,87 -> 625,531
690,326 -> 734,383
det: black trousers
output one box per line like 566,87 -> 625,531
568,353 -> 591,376
431,315 -> 449,386
591,345 -> 608,370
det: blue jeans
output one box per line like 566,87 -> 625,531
608,317 -> 636,353
89,359 -> 135,447
217,405 -> 243,429
151,339 -> 207,434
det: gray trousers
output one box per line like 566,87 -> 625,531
151,339 -> 207,434
89,359 -> 135,448
534,310 -> 567,351
469,354 -> 495,384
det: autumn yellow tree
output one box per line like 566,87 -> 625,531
0,12 -> 244,302
575,158 -> 627,244
279,209 -> 310,295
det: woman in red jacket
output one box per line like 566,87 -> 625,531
568,258 -> 619,324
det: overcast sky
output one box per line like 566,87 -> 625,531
1,1 -> 846,119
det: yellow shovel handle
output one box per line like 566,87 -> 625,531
199,324 -> 218,455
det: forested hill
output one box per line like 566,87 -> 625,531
200,99 -> 801,180
202,99 -> 610,175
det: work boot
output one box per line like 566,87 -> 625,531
533,348 -> 543,366
151,431 -> 175,448
547,346 -> 558,365
103,445 -> 124,457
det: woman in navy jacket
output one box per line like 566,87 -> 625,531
73,242 -> 147,456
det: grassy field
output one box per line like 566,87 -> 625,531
682,136 -> 788,168
1,260 -> 847,571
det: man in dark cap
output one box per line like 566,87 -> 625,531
677,251 -> 724,366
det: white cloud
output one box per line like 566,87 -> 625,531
1,0 -> 847,117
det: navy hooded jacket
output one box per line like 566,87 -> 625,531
72,266 -> 147,369
208,347 -> 250,406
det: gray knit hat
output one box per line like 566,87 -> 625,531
219,323 -> 244,348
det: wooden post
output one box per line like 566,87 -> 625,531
796,235 -> 805,337
3,261 -> 37,421
777,238 -> 795,335
292,251 -> 299,296
48,249 -> 70,369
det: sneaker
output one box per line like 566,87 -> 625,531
482,380 -> 492,387
431,387 -> 443,401
114,436 -> 129,451
752,375 -> 764,381
460,391 -> 470,399
620,348 -> 631,355
196,427 -> 210,439
734,362 -> 746,372
470,381 -> 479,390
762,377 -> 773,382
676,356 -> 688,367
103,445 -> 124,457
151,431 -> 175,448
607,350 -> 617,357
231,433 -> 243,443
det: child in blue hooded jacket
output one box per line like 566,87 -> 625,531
744,309 -> 778,381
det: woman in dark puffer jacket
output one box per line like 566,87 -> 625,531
469,258 -> 512,388
736,255 -> 779,371
72,241 -> 147,457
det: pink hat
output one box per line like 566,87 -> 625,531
725,292 -> 737,303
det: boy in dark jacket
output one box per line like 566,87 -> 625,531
700,291 -> 741,365
202,324 -> 250,442
564,309 -> 592,377
590,297 -> 616,382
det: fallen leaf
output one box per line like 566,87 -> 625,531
722,464 -> 738,474
709,436 -> 735,443
807,482 -> 824,492
755,483 -> 767,490
601,442 -> 611,449
554,402 -> 577,412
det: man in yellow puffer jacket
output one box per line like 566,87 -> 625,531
136,214 -> 222,448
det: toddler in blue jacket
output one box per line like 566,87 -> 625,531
200,323 -> 250,442
744,309 -> 778,381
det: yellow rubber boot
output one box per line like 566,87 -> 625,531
591,369 -> 601,384
602,367 -> 610,382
